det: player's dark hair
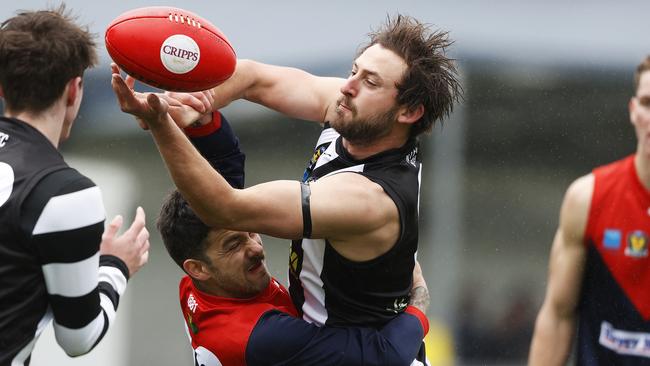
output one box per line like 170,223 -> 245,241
0,4 -> 97,113
634,56 -> 650,93
157,190 -> 212,271
359,14 -> 463,138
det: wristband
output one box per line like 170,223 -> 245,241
183,112 -> 222,137
405,305 -> 430,336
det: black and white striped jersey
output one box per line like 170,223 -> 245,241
289,124 -> 421,328
0,117 -> 129,366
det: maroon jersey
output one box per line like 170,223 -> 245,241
579,155 -> 650,364
179,276 -> 297,366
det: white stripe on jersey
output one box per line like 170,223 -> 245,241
299,238 -> 328,326
313,137 -> 339,170
53,310 -> 105,356
11,309 -> 53,366
321,164 -> 365,179
99,292 -> 117,323
99,265 -> 128,296
315,128 -> 340,150
42,253 -> 99,297
417,163 -> 422,214
0,162 -> 14,208
32,186 -> 105,235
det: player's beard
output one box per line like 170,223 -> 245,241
332,101 -> 399,147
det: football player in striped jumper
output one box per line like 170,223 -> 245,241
113,14 -> 459,365
0,6 -> 150,366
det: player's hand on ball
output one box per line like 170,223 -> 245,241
100,206 -> 150,277
111,63 -> 172,130
162,90 -> 214,128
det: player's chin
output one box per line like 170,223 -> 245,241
248,271 -> 271,293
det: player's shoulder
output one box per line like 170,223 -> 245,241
559,173 -> 594,235
565,173 -> 594,207
31,167 -> 98,199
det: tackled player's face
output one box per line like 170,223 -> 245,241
202,230 -> 270,299
332,44 -> 407,145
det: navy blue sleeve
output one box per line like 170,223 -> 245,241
245,310 -> 424,366
188,113 -> 246,189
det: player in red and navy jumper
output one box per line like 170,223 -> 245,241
530,56 -> 650,365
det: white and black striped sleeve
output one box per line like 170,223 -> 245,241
21,168 -> 129,356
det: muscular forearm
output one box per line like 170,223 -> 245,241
528,305 -> 575,366
148,116 -> 239,228
409,286 -> 430,315
209,59 -> 258,110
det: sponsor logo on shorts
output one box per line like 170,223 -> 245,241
625,230 -> 648,258
160,34 -> 200,74
599,321 -> 650,358
603,229 -> 622,249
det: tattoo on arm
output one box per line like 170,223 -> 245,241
409,286 -> 430,314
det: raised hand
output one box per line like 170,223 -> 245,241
164,90 -> 214,128
100,206 -> 150,277
111,63 -> 172,130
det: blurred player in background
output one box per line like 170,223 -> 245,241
529,56 -> 650,365
0,6 -> 149,365
155,109 -> 430,365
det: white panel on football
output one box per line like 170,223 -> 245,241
31,157 -> 137,366
160,34 -> 201,74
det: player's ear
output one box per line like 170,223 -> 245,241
65,77 -> 83,106
397,104 -> 424,125
183,259 -> 212,281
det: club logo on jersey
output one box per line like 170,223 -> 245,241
386,297 -> 409,314
625,230 -> 649,258
160,34 -> 200,74
603,229 -> 622,250
0,132 -> 9,147
188,293 -> 199,312
302,144 -> 327,183
406,146 -> 418,167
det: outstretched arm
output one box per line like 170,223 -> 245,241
167,59 -> 345,124
528,174 -> 592,366
112,70 -> 397,244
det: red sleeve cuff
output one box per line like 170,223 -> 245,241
183,112 -> 222,138
405,305 -> 429,336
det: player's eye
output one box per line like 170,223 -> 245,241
365,79 -> 377,87
638,96 -> 650,108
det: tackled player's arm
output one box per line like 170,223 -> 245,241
246,307 -> 429,366
209,59 -> 345,123
528,174 -> 593,366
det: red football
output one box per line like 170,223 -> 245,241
105,6 -> 236,92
